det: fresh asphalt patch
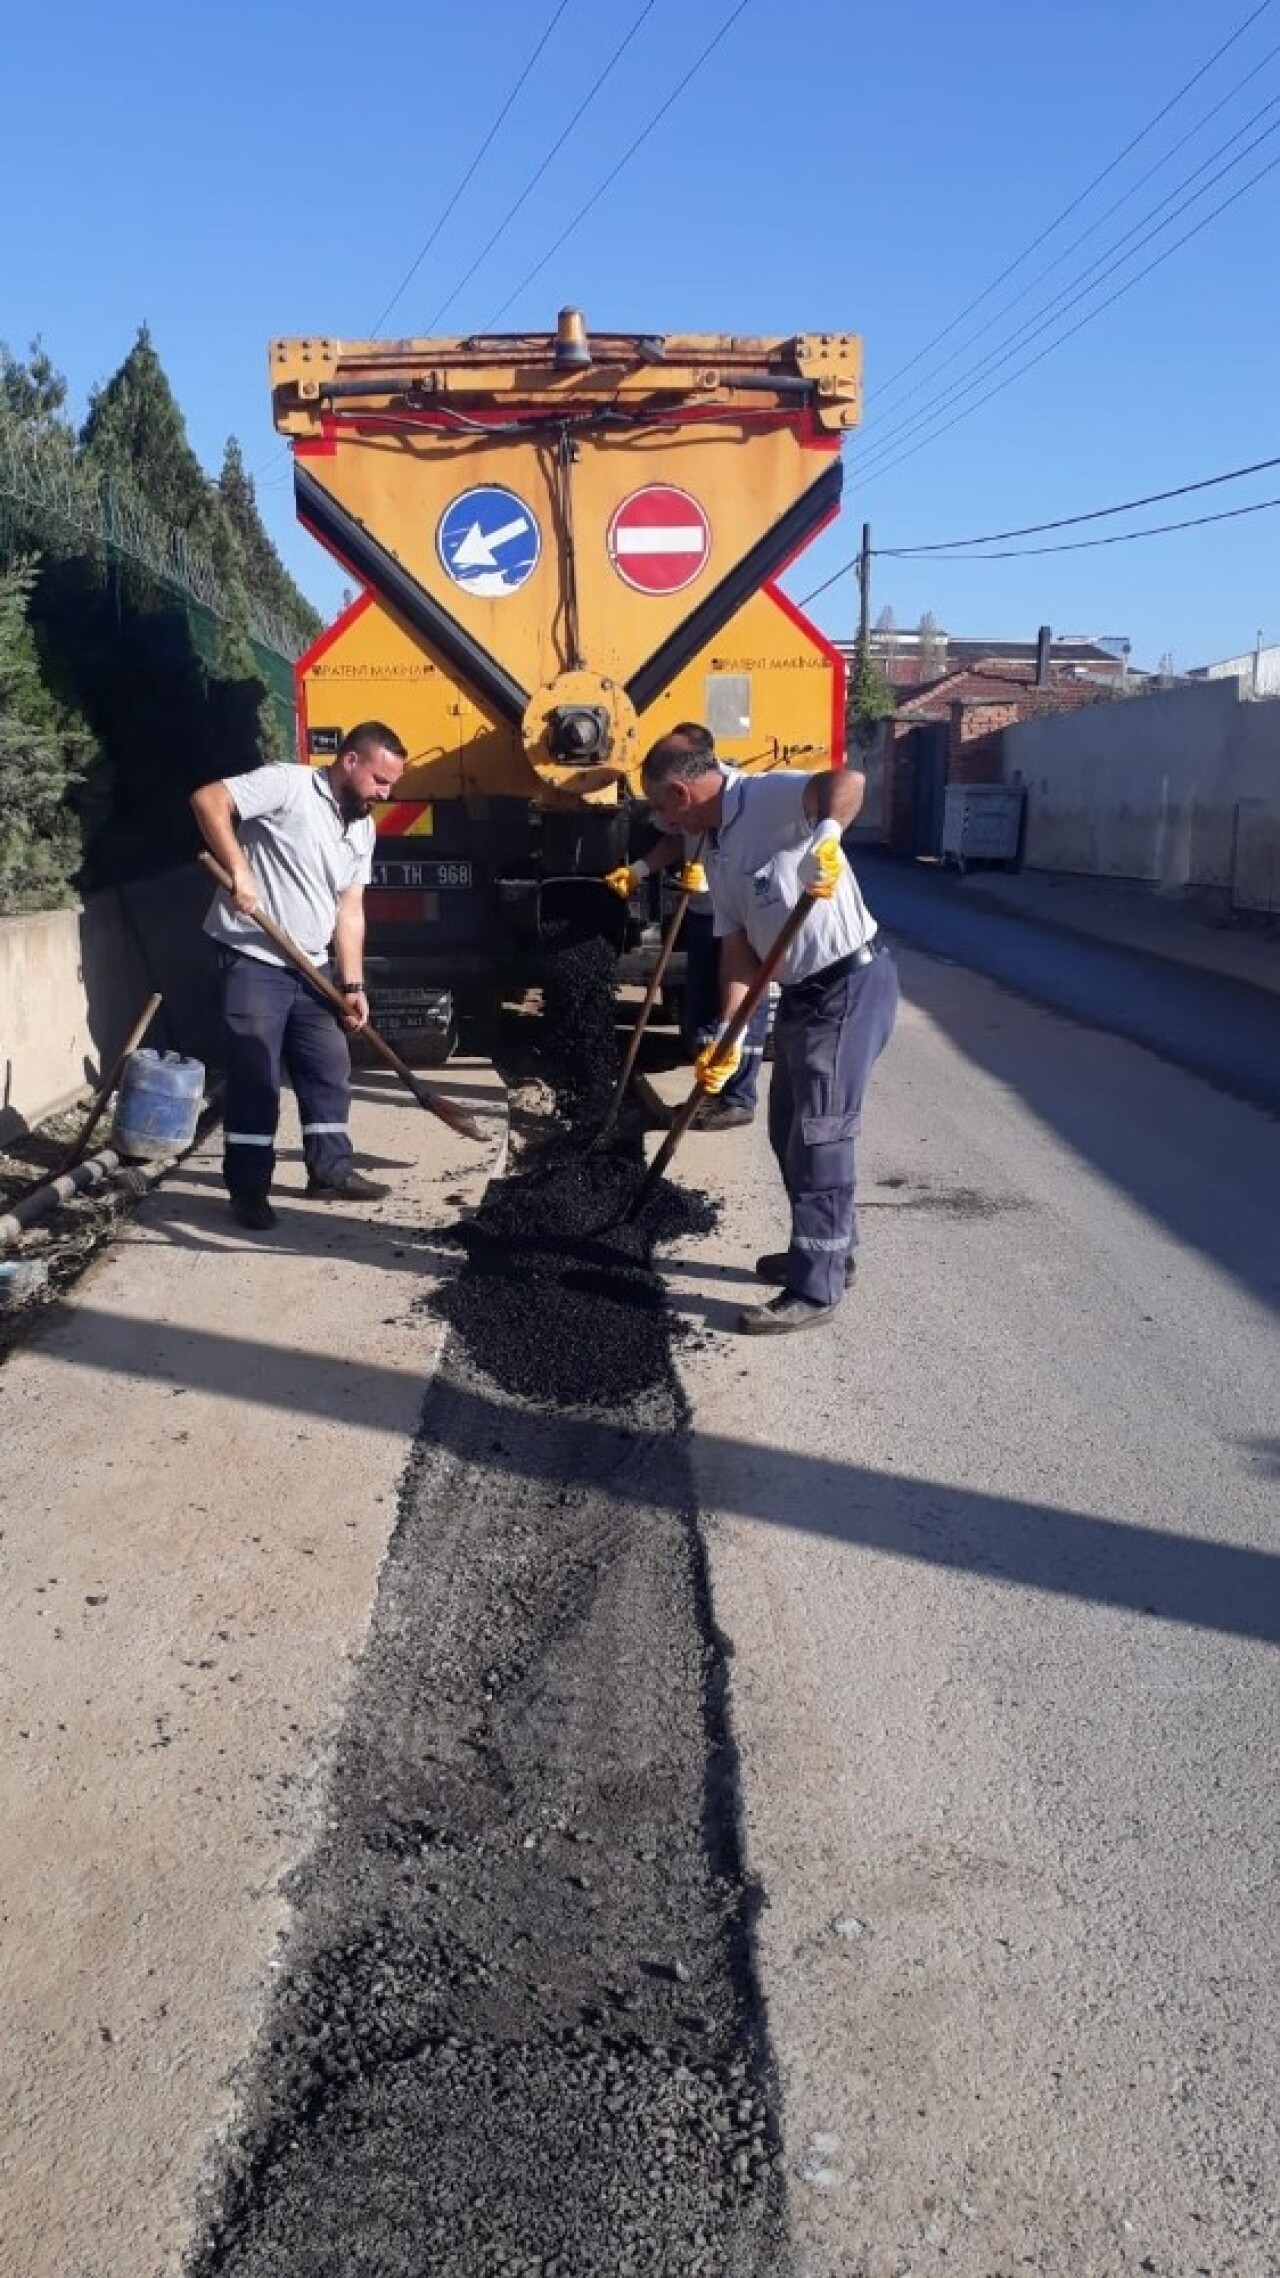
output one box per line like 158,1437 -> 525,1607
189,947 -> 791,2277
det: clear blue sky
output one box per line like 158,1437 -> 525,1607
4,0 -> 1278,670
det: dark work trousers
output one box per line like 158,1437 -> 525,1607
218,949 -> 354,1199
767,945 -> 900,1306
682,909 -> 768,1115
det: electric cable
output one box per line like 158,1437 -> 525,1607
870,59 -> 1280,429
855,145 -> 1280,492
483,0 -> 753,329
856,102 -> 1280,473
796,452 -> 1280,603
251,0 -> 576,480
872,0 -> 1274,403
879,490 -> 1280,562
370,0 -> 574,335
425,1 -> 662,332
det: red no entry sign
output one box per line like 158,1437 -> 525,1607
608,485 -> 711,595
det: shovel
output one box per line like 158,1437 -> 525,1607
618,889 -> 820,1224
198,852 -> 486,1144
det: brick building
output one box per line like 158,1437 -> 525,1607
861,662 -> 1119,856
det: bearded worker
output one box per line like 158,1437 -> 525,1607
191,722 -> 407,1232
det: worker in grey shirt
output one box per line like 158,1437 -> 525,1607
641,724 -> 898,1334
606,740 -> 769,1129
190,721 -> 406,1232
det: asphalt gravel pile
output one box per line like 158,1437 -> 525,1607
190,946 -> 786,2277
539,925 -> 622,1129
432,1140 -> 716,1408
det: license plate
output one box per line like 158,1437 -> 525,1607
369,988 -> 452,1030
372,859 -> 474,890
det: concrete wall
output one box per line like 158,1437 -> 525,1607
1002,679 -> 1280,903
0,867 -> 219,1139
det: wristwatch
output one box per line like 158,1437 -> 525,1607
339,979 -> 365,995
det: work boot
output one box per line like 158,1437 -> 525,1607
755,1250 -> 856,1288
230,1194 -> 278,1233
736,1290 -> 836,1336
693,1101 -> 754,1132
305,1170 -> 391,1202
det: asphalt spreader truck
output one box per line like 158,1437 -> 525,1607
271,309 -> 861,1056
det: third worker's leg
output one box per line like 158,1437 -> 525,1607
682,911 -> 720,1059
722,989 -> 768,1116
282,977 -> 358,1192
686,911 -> 767,1126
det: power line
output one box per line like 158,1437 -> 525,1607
868,53 -> 1280,431
890,453 -> 1280,551
855,101 -> 1280,477
251,0 -> 573,479
796,451 -> 1280,602
855,144 -> 1280,492
880,490 -> 1280,562
483,0 -> 753,330
426,2 -> 661,332
369,0 -> 574,336
871,0 -> 1274,405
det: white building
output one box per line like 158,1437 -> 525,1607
1189,641 -> 1280,699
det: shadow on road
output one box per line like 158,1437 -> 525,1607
862,851 -> 1280,1116
30,1316 -> 1280,1649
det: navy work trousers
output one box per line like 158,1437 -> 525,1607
682,909 -> 767,1115
767,945 -> 899,1306
219,950 -> 354,1199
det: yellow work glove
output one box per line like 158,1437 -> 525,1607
799,822 -> 845,900
678,860 -> 708,895
603,859 -> 648,900
694,1029 -> 743,1094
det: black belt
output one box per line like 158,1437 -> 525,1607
781,936 -> 885,992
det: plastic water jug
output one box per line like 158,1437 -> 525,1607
111,1049 -> 205,1161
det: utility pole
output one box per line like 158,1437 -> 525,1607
856,522 -> 871,655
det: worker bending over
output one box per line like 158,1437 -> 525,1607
605,731 -> 768,1132
190,722 -> 406,1233
641,727 -> 898,1336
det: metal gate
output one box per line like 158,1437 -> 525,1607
911,722 -> 949,858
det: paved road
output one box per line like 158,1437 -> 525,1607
667,934 -> 1280,2277
858,852 -> 1280,1116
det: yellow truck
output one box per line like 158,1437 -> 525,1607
271,309 -> 860,1052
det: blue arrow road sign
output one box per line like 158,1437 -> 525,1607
436,484 -> 541,597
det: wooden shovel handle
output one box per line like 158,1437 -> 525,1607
623,889 -> 819,1220
198,851 -> 484,1143
598,834 -> 707,1139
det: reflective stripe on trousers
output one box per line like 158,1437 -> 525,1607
766,948 -> 899,1306
218,950 -> 354,1198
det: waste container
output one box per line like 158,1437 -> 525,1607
941,784 -> 1025,871
111,1049 -> 205,1160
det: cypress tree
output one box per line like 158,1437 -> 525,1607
80,323 -> 218,543
217,437 -> 321,646
0,560 -> 96,912
2,337 -> 70,432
